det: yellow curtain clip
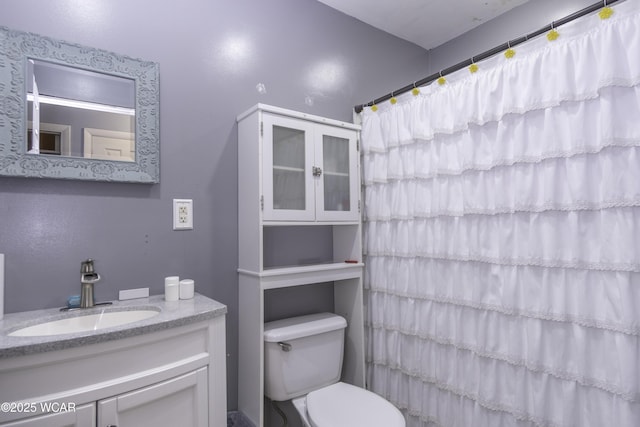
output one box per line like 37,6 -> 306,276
411,82 -> 420,96
390,91 -> 397,105
469,57 -> 479,74
547,21 -> 560,41
505,40 -> 516,59
599,0 -> 614,19
437,71 -> 446,86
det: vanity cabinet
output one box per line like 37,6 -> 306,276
0,315 -> 226,427
4,369 -> 208,427
237,104 -> 365,427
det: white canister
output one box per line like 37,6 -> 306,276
179,279 -> 194,300
164,276 -> 180,301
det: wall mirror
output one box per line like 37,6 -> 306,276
0,26 -> 160,183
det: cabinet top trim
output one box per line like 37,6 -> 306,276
236,103 -> 361,131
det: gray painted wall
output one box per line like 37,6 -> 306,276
0,0 -> 602,415
0,0 -> 430,411
427,0 -> 598,75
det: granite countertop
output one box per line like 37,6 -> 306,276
0,293 -> 227,359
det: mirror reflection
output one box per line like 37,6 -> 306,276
26,59 -> 136,162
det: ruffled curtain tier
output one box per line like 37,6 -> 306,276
361,2 -> 640,426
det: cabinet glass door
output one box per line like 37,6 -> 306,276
322,135 -> 350,211
262,114 -> 315,221
315,125 -> 359,221
272,125 -> 305,210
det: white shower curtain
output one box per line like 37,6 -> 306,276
361,2 -> 640,426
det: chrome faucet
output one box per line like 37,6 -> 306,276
80,259 -> 101,308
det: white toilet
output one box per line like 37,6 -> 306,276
264,312 -> 405,427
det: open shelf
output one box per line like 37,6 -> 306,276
238,262 -> 364,290
273,165 -> 305,172
261,224 -> 361,271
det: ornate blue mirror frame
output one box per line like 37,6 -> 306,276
0,26 -> 159,183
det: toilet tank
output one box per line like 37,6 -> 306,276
264,312 -> 347,401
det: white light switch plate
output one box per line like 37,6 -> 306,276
173,199 -> 193,230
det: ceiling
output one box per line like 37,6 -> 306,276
318,0 -> 530,50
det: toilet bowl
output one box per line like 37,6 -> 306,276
264,313 -> 405,427
292,382 -> 405,427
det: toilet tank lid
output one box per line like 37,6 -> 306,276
264,312 -> 347,342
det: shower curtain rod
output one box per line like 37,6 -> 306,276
354,0 -> 622,113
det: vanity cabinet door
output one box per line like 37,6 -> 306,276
97,368 -> 208,427
0,404 -> 95,427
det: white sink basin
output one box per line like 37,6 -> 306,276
8,309 -> 160,337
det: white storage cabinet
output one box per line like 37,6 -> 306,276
237,104 -> 365,427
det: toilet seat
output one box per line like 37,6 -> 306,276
305,382 -> 405,427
